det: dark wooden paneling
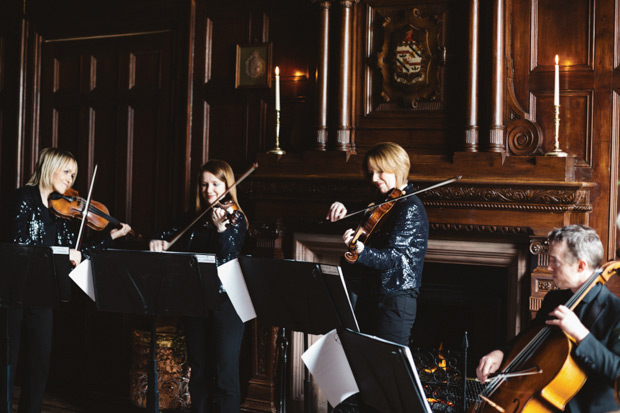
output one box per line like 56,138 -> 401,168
534,0 -> 593,71
39,32 -> 175,234
1,0 -> 193,398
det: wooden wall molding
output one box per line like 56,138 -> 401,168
429,223 -> 531,235
243,177 -> 592,211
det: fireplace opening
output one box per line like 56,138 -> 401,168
411,262 -> 509,377
290,233 -> 529,409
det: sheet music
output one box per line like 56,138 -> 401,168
217,258 -> 257,322
68,259 -> 96,302
301,329 -> 359,407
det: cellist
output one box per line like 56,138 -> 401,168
325,142 -> 429,346
476,224 -> 620,412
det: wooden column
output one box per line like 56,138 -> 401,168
464,0 -> 479,152
488,0 -> 505,152
314,0 -> 331,151
336,0 -> 356,152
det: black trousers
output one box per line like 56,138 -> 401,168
0,308 -> 53,413
185,293 -> 245,413
354,289 -> 418,346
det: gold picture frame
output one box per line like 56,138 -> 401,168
235,43 -> 272,88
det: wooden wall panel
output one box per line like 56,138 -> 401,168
38,32 -> 175,233
534,92 -> 593,166
0,0 -> 194,397
533,0 -> 593,71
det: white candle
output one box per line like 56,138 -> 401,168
275,66 -> 280,111
554,55 -> 559,106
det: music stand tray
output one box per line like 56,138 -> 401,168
338,328 -> 432,413
237,256 -> 358,334
90,249 -> 220,316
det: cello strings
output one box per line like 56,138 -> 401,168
482,268 -> 604,402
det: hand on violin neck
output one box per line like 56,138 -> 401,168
327,202 -> 347,222
343,228 -> 364,255
211,206 -> 230,232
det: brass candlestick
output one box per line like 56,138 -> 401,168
545,104 -> 567,157
268,109 -> 286,155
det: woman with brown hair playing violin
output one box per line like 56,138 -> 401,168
1,147 -> 132,413
326,142 -> 429,346
149,159 -> 247,413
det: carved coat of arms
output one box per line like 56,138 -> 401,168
377,8 -> 444,108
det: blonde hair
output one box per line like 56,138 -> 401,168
363,142 -> 411,187
26,148 -> 77,190
195,160 -> 247,227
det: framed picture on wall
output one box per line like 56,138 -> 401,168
235,43 -> 273,88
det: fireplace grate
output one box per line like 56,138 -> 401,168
411,347 -> 472,412
332,337 -> 485,413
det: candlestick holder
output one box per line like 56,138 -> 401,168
545,104 -> 567,157
268,109 -> 286,155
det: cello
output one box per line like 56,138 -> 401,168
469,260 -> 620,413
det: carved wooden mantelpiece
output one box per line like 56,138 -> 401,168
241,176 -> 593,238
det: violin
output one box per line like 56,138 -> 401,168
165,163 -> 258,250
214,194 -> 242,227
340,176 -> 462,263
48,187 -> 140,238
469,260 -> 620,413
344,188 -> 403,263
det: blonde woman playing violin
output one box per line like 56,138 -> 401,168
2,147 -> 132,413
326,142 -> 428,346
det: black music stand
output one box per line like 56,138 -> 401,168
0,243 -> 64,413
237,256 -> 358,412
89,249 -> 220,413
338,328 -> 432,413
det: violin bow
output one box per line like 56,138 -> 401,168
75,164 -> 98,250
338,175 -> 462,221
166,162 -> 258,250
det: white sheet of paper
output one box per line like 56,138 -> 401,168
301,329 -> 359,407
68,259 -> 96,302
217,258 -> 256,322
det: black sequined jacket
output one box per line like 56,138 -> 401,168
9,185 -> 111,255
154,210 -> 247,266
355,182 -> 429,295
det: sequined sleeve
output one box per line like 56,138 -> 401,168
10,189 -> 39,245
216,212 -> 247,264
355,194 -> 429,292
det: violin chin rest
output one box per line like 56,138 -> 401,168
49,192 -> 63,200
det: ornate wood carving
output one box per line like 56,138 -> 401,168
243,178 -> 592,213
429,223 -> 531,235
506,118 -> 543,156
375,7 -> 445,109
